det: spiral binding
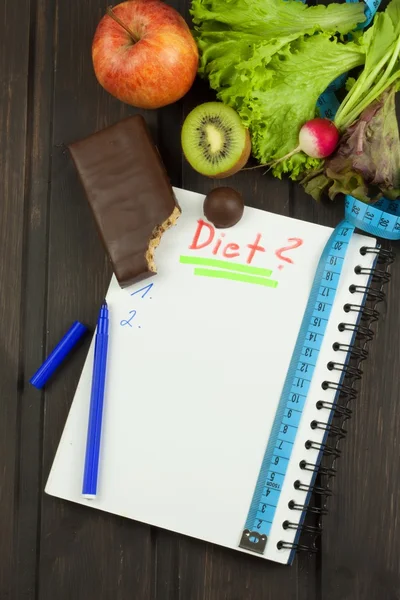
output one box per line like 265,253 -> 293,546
278,244 -> 393,554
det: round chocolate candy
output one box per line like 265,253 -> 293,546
203,187 -> 244,229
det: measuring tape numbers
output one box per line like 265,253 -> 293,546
240,0 -> 395,557
239,195 -> 399,555
345,196 -> 400,240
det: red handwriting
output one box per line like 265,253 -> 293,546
189,220 -> 265,265
246,233 -> 265,265
190,219 -> 214,249
189,219 -> 304,266
275,238 -> 304,264
212,233 -> 225,255
223,243 -> 240,258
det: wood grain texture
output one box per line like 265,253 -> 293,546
38,1 -> 154,599
12,0 -> 58,597
321,246 -> 400,600
0,1 -> 31,598
0,0 -> 400,598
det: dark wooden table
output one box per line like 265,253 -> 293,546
1,0 -> 400,598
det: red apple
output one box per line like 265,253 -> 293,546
92,0 -> 199,109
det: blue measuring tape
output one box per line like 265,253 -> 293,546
347,0 -> 381,27
240,194 -> 400,555
239,0 -> 397,556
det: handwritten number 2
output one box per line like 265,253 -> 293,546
121,283 -> 154,329
120,309 -> 137,328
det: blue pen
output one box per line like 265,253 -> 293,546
82,301 -> 109,499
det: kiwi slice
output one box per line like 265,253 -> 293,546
181,102 -> 251,178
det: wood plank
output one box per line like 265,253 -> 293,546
3,0 -> 399,597
38,1 -> 155,598
317,2 -> 400,589
12,0 -> 59,597
0,0 -> 31,598
290,142 -> 400,598
321,249 -> 400,600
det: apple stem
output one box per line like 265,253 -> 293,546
106,6 -> 139,43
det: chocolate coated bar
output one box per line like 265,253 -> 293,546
69,115 -> 180,287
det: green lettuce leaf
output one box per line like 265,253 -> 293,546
303,85 -> 400,202
195,30 -> 268,90
192,0 -> 366,179
193,0 -> 365,90
192,0 -> 365,38
195,32 -> 365,178
234,36 -> 364,173
193,0 -> 365,94
387,0 -> 400,27
335,0 -> 400,130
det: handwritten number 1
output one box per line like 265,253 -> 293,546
121,283 -> 154,329
130,283 -> 153,299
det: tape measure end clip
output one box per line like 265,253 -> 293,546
239,529 -> 267,554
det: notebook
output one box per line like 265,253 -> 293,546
46,187 -> 383,565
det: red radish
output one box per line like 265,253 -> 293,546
298,118 -> 340,158
266,118 -> 340,168
244,117 -> 340,172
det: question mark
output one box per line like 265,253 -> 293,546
275,238 -> 303,270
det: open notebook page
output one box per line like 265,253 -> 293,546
46,187 -> 376,564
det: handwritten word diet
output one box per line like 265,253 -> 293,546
188,219 -> 303,266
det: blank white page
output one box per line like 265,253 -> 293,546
46,187 -> 376,564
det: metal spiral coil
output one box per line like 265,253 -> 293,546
359,246 -> 395,263
321,380 -> 357,401
349,284 -> 386,303
316,400 -> 352,419
332,342 -> 369,361
299,460 -> 337,476
310,420 -> 347,438
327,361 -> 363,379
278,244 -> 393,554
294,479 -> 333,497
305,439 -> 341,457
344,303 -> 380,322
338,321 -> 374,341
354,265 -> 391,283
288,500 -> 328,515
283,520 -> 322,535
277,540 -> 317,552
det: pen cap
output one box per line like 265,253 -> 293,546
30,321 -> 88,389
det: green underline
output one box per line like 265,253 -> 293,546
193,268 -> 279,288
180,255 -> 273,277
